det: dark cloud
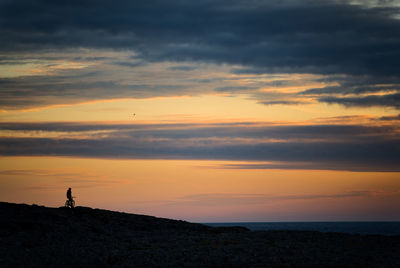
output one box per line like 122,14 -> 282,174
299,75 -> 400,96
319,93 -> 400,109
168,65 -> 198,71
211,162 -> 400,172
172,191 -> 388,206
0,1 -> 399,109
110,61 -> 147,68
1,122 -> 399,171
1,122 -> 396,140
214,86 -> 256,92
300,84 -> 400,96
0,73 -> 189,109
1,0 -> 399,76
295,74 -> 400,108
259,100 -> 305,105
378,114 -> 400,120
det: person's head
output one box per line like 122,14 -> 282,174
68,187 -> 71,190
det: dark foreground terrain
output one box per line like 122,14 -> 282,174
1,202 -> 399,267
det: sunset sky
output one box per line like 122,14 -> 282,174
1,0 -> 399,222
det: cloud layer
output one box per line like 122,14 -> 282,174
1,1 -> 399,171
1,121 -> 399,171
0,0 -> 400,110
1,0 -> 400,76
169,190 -> 400,206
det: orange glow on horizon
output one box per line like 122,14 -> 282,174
1,157 -> 399,222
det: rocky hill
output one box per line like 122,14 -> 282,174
1,202 -> 399,267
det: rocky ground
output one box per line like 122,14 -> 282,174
1,202 -> 400,267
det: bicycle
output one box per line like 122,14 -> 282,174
65,197 -> 76,208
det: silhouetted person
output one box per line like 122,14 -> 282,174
66,187 -> 74,208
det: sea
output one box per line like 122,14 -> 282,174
205,222 -> 400,236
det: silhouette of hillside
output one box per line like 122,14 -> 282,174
1,202 -> 399,267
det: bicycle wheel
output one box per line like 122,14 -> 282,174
71,200 -> 75,208
65,200 -> 69,207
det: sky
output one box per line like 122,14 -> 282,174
0,0 -> 399,222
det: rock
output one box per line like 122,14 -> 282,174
0,201 -> 399,267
